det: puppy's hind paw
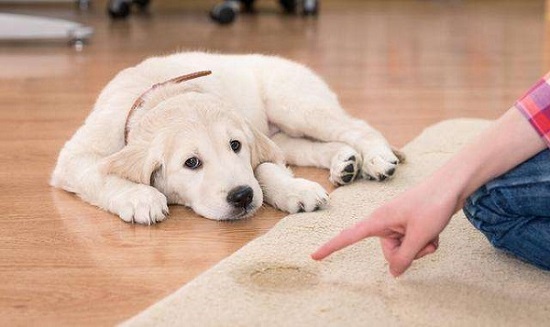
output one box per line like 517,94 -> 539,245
361,145 -> 403,182
329,147 -> 361,186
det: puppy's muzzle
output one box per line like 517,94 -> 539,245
227,185 -> 254,209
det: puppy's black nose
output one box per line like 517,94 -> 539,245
227,186 -> 254,208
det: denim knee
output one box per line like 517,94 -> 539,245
463,186 -> 550,270
463,186 -> 514,248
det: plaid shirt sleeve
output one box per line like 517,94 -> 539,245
515,75 -> 550,148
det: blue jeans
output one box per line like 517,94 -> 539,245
463,149 -> 550,270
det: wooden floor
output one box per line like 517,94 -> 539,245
0,0 -> 548,325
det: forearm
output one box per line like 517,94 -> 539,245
426,107 -> 547,211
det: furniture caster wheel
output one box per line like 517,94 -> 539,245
133,0 -> 150,10
76,0 -> 90,11
71,39 -> 85,51
279,0 -> 297,14
108,0 -> 130,19
302,0 -> 319,16
68,26 -> 93,49
241,0 -> 255,13
210,2 -> 239,25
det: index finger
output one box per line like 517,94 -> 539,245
311,216 -> 387,260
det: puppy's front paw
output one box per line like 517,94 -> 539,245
109,186 -> 169,224
270,179 -> 329,214
360,143 -> 402,182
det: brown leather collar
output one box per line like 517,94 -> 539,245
124,70 -> 212,144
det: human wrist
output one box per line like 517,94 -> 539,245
423,160 -> 473,212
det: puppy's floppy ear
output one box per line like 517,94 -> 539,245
101,145 -> 161,185
246,124 -> 285,168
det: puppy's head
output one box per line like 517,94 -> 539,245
103,94 -> 283,221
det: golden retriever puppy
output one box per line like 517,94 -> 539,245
51,52 -> 403,224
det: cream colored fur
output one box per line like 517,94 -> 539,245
51,52 -> 402,223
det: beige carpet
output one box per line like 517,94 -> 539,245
122,119 -> 550,327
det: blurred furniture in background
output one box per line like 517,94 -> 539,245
107,0 -> 149,18
0,0 -> 90,9
210,0 -> 319,24
107,0 -> 319,24
0,13 -> 92,46
0,1 -> 93,47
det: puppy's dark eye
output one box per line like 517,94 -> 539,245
184,157 -> 201,169
230,140 -> 241,153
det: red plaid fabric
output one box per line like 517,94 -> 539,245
515,76 -> 550,147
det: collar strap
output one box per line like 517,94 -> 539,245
124,70 -> 212,144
